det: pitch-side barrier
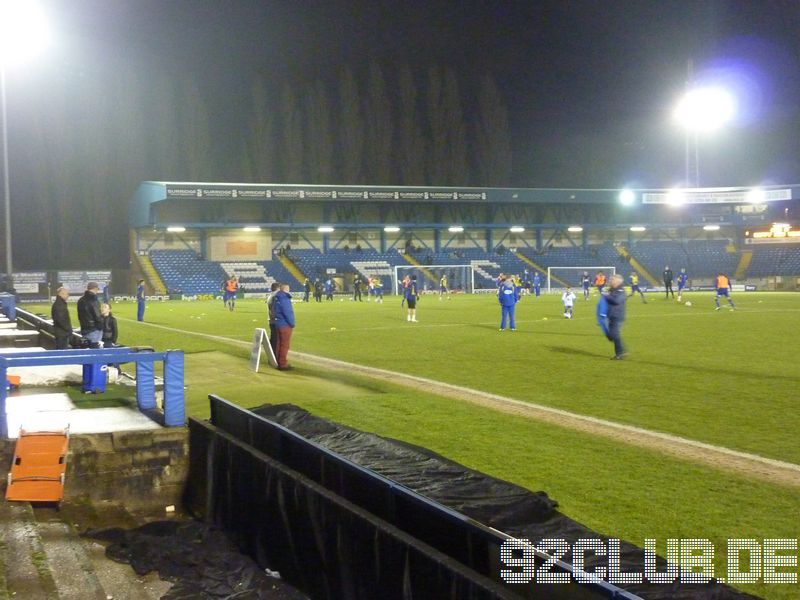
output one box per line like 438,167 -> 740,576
0,348 -> 185,437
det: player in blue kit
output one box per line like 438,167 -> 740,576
677,269 -> 688,302
405,275 -> 419,322
581,271 -> 591,300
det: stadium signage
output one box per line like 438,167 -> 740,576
165,184 -> 489,202
12,272 -> 47,295
642,188 -> 791,204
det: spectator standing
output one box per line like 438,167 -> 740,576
51,286 -> 72,349
100,303 -> 119,347
77,282 -> 104,348
273,283 -> 295,370
265,282 -> 280,355
136,279 -> 146,321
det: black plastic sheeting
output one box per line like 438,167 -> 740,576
85,520 -> 309,600
185,417 -> 518,600
251,404 -> 758,600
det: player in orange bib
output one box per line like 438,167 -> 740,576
594,271 -> 606,294
714,273 -> 736,311
224,276 -> 238,311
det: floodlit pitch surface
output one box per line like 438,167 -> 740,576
30,291 -> 800,598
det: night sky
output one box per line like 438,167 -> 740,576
4,0 -> 800,267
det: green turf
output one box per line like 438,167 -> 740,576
71,292 -> 800,464
24,293 -> 800,598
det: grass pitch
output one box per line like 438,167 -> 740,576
26,291 -> 800,598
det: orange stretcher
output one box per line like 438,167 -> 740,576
6,428 -> 69,503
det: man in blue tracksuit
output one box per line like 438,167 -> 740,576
604,274 -> 628,359
532,272 -> 541,297
498,275 -> 519,331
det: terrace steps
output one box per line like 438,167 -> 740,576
735,249 -> 753,279
137,255 -> 166,295
401,253 -> 438,284
614,246 -> 659,286
0,499 -> 172,599
277,253 -> 307,285
515,253 -> 569,287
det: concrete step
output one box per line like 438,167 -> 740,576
32,506 -> 107,600
59,501 -> 173,600
0,501 -> 58,599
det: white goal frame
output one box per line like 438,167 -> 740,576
393,264 -> 475,295
547,266 -> 616,294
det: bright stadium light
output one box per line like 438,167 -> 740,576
0,0 -> 51,63
448,226 -> 464,233
1,0 -> 51,287
166,226 -> 186,233
666,188 -> 685,207
317,225 -> 334,233
567,226 -> 583,233
747,188 -> 765,204
674,87 -> 736,132
383,226 -> 400,233
509,226 -> 525,233
629,226 -> 646,232
619,189 -> 635,206
703,224 -> 720,231
242,226 -> 261,232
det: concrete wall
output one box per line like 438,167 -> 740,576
65,429 -> 189,510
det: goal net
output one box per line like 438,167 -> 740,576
393,265 -> 474,295
547,266 -> 616,294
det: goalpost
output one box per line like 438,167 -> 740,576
546,266 -> 616,294
393,265 -> 475,295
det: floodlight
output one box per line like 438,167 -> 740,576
567,226 -> 583,233
509,226 -> 525,233
619,189 -> 635,206
674,87 -> 736,132
243,226 -> 261,232
317,226 -> 335,233
629,226 -> 646,232
703,224 -> 720,231
383,226 -> 400,233
166,226 -> 186,233
0,0 -> 50,63
448,226 -> 464,233
747,188 -> 765,204
666,188 -> 685,207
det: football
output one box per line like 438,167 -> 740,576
685,301 -> 692,307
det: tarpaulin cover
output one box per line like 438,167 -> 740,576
85,520 -> 309,600
185,417 -> 518,600
248,404 -> 757,600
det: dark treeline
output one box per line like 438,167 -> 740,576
11,61 -> 512,269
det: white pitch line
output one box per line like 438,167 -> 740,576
120,316 -> 800,477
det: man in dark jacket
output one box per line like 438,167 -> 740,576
51,286 -> 72,349
663,265 -> 674,299
77,282 -> 104,348
273,283 -> 295,370
605,274 -> 628,360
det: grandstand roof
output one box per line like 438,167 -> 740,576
130,181 -> 799,229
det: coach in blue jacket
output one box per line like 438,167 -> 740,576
604,274 -> 627,359
498,276 -> 519,331
273,283 -> 295,370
